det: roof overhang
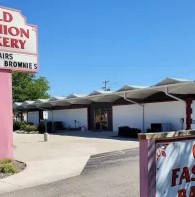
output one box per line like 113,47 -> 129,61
115,81 -> 195,101
13,81 -> 195,111
88,94 -> 122,102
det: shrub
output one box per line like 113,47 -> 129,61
20,124 -> 27,131
17,122 -> 38,132
118,126 -> 141,138
13,121 -> 27,131
25,125 -> 38,132
0,163 -> 18,173
0,159 -> 12,165
0,159 -> 18,173
13,121 -> 20,131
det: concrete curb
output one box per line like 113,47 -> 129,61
0,156 -> 90,194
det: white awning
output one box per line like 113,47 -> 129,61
14,79 -> 195,111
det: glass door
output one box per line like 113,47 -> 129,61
95,108 -> 109,131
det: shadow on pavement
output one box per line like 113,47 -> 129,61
51,130 -> 139,142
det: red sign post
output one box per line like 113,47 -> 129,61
0,7 -> 38,159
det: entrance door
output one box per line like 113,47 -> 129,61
95,108 -> 109,131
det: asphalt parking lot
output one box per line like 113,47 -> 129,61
0,131 -> 139,194
0,148 -> 139,197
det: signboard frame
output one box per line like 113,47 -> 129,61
156,137 -> 195,197
0,6 -> 38,73
139,130 -> 195,197
0,6 -> 38,160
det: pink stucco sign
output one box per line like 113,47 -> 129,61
0,7 -> 38,159
0,70 -> 13,159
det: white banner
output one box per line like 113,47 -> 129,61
156,139 -> 195,197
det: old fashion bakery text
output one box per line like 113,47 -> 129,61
0,11 -> 29,49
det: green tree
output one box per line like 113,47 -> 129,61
12,73 -> 50,102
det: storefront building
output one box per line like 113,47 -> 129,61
14,78 -> 195,133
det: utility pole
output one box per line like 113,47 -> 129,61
102,80 -> 110,91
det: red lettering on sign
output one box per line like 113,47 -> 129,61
179,167 -> 191,185
189,186 -> 195,197
20,28 -> 29,38
2,11 -> 13,22
172,168 -> 180,186
3,37 -> 9,47
8,27 -> 20,36
0,25 -> 29,39
178,189 -> 187,197
193,144 -> 195,159
0,11 -> 13,22
191,165 -> 195,181
18,40 -> 26,49
10,38 -> 19,48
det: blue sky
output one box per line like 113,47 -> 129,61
1,0 -> 195,96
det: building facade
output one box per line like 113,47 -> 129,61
14,78 -> 195,133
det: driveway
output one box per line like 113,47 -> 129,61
0,131 -> 139,194
0,149 -> 139,197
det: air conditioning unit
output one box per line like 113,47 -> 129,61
151,123 -> 171,132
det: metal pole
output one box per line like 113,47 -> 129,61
143,105 -> 145,132
52,110 -> 54,133
44,119 -> 49,141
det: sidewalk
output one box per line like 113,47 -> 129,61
0,131 -> 139,194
